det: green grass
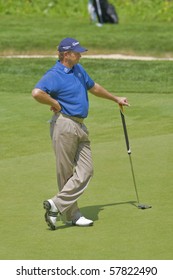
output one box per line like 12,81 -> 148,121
1,0 -> 173,22
1,16 -> 173,57
0,58 -> 173,260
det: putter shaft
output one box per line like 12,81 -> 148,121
119,106 -> 152,210
128,153 -> 140,204
119,106 -> 140,204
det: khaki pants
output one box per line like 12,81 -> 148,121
50,113 -> 93,221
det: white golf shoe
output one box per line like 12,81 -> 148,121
73,216 -> 93,227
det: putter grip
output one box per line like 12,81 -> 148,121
120,109 -> 131,154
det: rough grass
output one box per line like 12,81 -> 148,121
1,15 -> 173,57
1,0 -> 173,22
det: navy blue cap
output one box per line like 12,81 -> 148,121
58,37 -> 87,53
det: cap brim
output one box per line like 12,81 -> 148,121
73,46 -> 88,53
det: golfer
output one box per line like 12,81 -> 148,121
32,37 -> 129,230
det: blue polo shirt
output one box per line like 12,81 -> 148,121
34,60 -> 95,118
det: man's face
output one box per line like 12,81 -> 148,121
65,51 -> 81,65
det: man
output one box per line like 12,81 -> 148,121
32,37 -> 129,230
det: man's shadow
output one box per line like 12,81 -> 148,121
51,201 -> 137,230
80,201 -> 137,222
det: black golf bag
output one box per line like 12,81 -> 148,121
93,0 -> 118,24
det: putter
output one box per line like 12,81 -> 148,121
119,105 -> 152,210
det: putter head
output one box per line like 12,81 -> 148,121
138,204 -> 152,210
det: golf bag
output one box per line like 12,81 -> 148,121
93,0 -> 118,24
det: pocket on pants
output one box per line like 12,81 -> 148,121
54,117 -> 77,141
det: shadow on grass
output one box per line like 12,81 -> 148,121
46,201 -> 137,231
80,201 -> 138,222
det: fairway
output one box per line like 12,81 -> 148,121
0,58 -> 173,260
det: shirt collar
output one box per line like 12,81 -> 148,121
57,60 -> 73,74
